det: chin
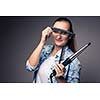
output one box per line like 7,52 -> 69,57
55,43 -> 65,47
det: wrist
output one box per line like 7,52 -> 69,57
39,40 -> 45,47
40,38 -> 46,45
55,76 -> 66,83
56,76 -> 64,79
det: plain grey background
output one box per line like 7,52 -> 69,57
0,16 -> 100,83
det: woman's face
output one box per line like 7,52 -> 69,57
52,21 -> 70,47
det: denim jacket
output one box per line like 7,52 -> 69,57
26,45 -> 81,83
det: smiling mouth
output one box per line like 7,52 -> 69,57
55,39 -> 63,42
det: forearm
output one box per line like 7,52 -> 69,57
28,27 -> 52,67
28,41 -> 45,67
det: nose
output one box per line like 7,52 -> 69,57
56,33 -> 62,39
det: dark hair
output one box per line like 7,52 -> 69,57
53,17 -> 76,53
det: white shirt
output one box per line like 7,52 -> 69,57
36,49 -> 62,83
26,45 -> 81,83
36,56 -> 55,83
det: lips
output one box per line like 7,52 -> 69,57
55,39 -> 63,42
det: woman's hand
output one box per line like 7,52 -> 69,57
40,27 -> 53,44
54,63 -> 66,78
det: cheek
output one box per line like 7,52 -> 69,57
64,38 -> 68,43
63,36 -> 69,43
63,35 -> 69,40
52,32 -> 56,38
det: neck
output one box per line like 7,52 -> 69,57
51,45 -> 62,56
54,45 -> 62,51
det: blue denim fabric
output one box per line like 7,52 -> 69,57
26,45 -> 81,83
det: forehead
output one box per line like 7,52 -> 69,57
53,21 -> 70,30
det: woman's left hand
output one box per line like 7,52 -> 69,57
54,63 -> 66,78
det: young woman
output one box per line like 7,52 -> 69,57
26,17 -> 81,83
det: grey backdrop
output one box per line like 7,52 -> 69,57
0,16 -> 100,83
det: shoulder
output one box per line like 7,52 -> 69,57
39,44 -> 54,63
40,44 -> 54,58
42,44 -> 54,53
63,46 -> 73,58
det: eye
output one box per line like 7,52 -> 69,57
53,30 -> 58,33
61,32 -> 67,35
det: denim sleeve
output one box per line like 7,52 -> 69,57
64,58 -> 81,83
25,60 -> 39,72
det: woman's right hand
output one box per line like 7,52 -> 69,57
40,27 -> 53,44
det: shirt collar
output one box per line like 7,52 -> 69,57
54,46 -> 69,62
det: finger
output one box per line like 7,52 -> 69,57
55,68 -> 64,77
59,63 -> 66,73
57,63 -> 64,71
47,27 -> 53,34
42,28 -> 52,40
44,28 -> 52,37
45,27 -> 52,32
55,64 -> 66,76
54,64 -> 64,77
54,64 -> 61,75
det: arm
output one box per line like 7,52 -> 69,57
28,27 -> 53,67
28,41 -> 44,67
